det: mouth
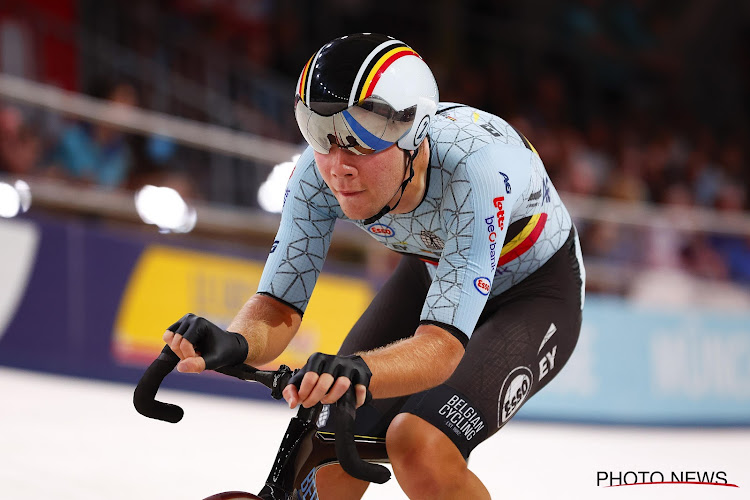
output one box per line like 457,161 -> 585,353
337,189 -> 363,198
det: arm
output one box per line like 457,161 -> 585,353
284,324 -> 464,408
167,151 -> 335,373
229,293 -> 302,366
360,324 -> 464,399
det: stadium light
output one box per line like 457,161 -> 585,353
134,185 -> 196,233
257,154 -> 300,213
0,180 -> 32,218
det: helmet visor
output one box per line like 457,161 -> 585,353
295,96 -> 416,155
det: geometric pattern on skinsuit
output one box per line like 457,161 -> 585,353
257,160 -> 339,312
257,102 -> 572,339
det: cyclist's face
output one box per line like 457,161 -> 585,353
314,144 -> 406,221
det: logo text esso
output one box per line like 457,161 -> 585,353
474,277 -> 491,295
493,197 -> 505,230
499,367 -> 533,424
368,223 -> 395,237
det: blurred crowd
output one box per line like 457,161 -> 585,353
1,0 -> 748,287
0,77 -> 194,197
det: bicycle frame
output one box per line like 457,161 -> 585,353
133,346 -> 390,499
253,406 -> 389,500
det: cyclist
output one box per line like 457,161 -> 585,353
164,33 -> 585,500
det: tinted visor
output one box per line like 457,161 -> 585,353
295,96 -> 416,155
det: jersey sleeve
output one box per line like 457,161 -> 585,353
256,148 -> 338,315
420,145 -> 534,343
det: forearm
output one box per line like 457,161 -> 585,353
359,324 -> 465,399
228,294 -> 301,366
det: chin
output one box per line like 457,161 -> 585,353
342,208 -> 372,221
338,202 -> 375,221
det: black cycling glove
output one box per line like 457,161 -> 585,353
167,313 -> 248,370
288,352 -> 372,391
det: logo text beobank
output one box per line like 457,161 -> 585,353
368,223 -> 395,237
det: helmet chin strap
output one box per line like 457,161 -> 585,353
362,147 -> 419,225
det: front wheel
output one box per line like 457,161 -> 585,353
202,492 -> 263,500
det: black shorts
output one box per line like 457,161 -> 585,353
324,227 -> 584,459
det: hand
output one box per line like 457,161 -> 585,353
283,353 -> 371,409
162,313 -> 248,373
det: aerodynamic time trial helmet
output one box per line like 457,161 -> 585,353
294,33 -> 439,156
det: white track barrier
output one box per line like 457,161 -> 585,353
0,73 -> 301,164
2,73 -> 749,236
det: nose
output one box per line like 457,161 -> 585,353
328,147 -> 358,178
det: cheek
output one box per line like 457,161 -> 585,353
378,165 -> 397,185
377,157 -> 403,185
313,156 -> 333,182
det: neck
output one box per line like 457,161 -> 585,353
389,139 -> 430,215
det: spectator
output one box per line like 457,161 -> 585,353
709,184 -> 750,285
0,105 -> 41,176
643,182 -> 692,270
45,79 -> 137,189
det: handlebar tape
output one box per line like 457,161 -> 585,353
133,345 -> 184,423
333,390 -> 391,484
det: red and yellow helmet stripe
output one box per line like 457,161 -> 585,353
357,46 -> 420,102
297,54 -> 315,104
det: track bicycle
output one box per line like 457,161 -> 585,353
134,346 -> 391,500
